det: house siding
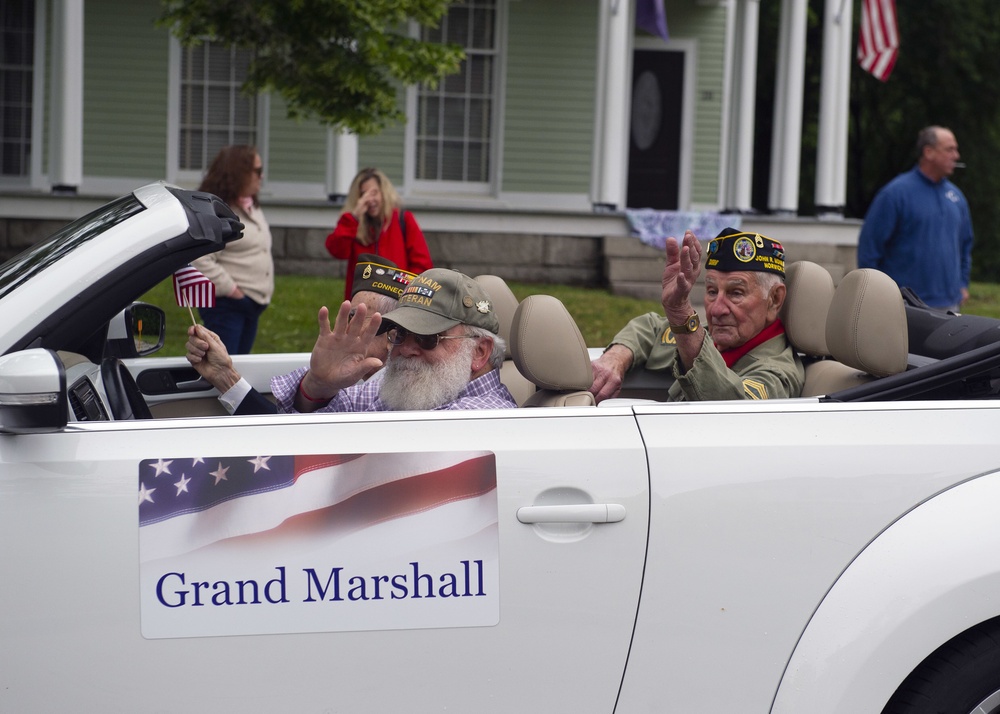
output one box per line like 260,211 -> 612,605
267,96 -> 327,183
664,1 -> 728,206
83,0 -> 169,178
358,99 -> 406,186
501,0 -> 598,194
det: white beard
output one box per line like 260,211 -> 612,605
378,339 -> 475,411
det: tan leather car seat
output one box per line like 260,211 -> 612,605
510,294 -> 595,407
802,268 -> 909,397
474,275 -> 536,406
781,260 -> 836,360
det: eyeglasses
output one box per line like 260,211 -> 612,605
386,327 -> 476,351
253,166 -> 263,177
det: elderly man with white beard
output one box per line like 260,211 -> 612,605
185,255 -> 416,415
270,268 -> 517,413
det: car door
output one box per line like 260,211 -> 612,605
617,400 -> 1000,713
0,405 -> 648,712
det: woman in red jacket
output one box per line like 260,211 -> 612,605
326,168 -> 433,299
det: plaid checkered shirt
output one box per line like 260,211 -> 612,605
271,366 -> 516,414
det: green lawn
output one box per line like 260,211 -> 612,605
961,282 -> 1000,319
142,276 -> 1000,357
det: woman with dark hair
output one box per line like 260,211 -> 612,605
325,167 -> 433,299
192,145 -> 274,354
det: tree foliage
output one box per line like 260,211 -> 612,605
159,0 -> 464,135
847,0 -> 1000,279
753,0 -> 1000,280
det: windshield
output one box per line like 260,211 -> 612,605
0,194 -> 145,300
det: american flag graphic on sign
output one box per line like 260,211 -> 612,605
172,265 -> 216,308
138,451 -> 497,563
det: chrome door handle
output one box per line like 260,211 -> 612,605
516,504 -> 626,524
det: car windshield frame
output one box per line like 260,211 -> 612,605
0,194 -> 145,301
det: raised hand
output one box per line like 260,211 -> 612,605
299,301 -> 384,400
662,229 -> 703,322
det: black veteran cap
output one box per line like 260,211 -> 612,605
352,254 -> 418,300
378,268 -> 500,336
705,227 -> 785,277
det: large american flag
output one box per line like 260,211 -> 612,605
858,0 -> 898,82
138,451 -> 497,563
172,265 -> 216,308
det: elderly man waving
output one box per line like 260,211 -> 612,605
590,228 -> 804,403
274,268 -> 517,413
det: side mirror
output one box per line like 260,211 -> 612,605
107,302 -> 166,358
0,349 -> 67,434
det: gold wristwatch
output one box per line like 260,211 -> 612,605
669,313 -> 701,334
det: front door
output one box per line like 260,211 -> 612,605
627,49 -> 684,210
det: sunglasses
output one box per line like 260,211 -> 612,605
386,327 -> 476,351
252,166 -> 263,177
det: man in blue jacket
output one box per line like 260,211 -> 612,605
857,125 -> 974,311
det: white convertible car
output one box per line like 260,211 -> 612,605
3,183 -> 1000,714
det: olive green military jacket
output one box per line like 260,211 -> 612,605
610,313 -> 805,401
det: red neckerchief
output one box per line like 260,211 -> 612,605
718,319 -> 785,369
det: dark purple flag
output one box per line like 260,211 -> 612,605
636,0 -> 669,42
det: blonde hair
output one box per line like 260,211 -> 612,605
343,168 -> 401,247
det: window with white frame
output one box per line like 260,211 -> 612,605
415,0 -> 498,184
178,42 -> 257,172
1,0 -> 34,178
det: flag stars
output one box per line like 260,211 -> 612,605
138,483 -> 156,505
174,474 -> 191,496
150,458 -> 173,477
249,455 -> 272,473
191,457 -> 205,466
210,463 -> 230,485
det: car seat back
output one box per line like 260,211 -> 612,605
802,268 -> 908,397
474,275 -> 535,406
510,294 -> 595,407
781,260 -> 835,358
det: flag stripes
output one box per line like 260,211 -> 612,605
172,265 -> 216,308
858,0 -> 899,82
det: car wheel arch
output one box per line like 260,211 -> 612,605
771,469 -> 1000,714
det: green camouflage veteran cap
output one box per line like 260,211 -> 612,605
378,268 -> 500,336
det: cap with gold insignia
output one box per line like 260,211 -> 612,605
351,254 -> 418,300
705,227 -> 785,277
378,268 -> 500,336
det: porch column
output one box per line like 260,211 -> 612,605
815,0 -> 854,218
723,0 -> 761,212
49,0 -> 84,194
592,0 -> 633,211
767,0 -> 808,215
326,130 -> 359,201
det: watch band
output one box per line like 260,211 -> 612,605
669,313 -> 701,334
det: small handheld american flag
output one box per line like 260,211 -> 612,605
173,265 -> 216,309
173,265 -> 216,326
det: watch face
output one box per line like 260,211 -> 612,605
687,316 -> 700,332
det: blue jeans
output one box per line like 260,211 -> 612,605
199,296 -> 267,355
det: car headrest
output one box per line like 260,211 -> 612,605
781,261 -> 835,357
474,275 -> 518,359
510,295 -> 593,392
825,268 -> 908,377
